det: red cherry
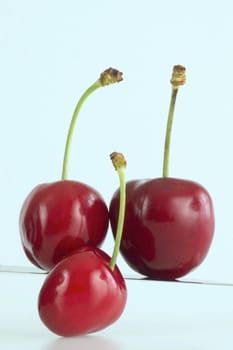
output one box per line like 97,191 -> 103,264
19,180 -> 109,270
110,66 -> 215,280
38,153 -> 128,337
109,177 -> 214,280
38,247 -> 127,337
19,69 -> 123,271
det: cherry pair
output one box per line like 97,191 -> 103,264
19,69 -> 127,336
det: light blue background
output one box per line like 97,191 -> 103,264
1,0 -> 233,282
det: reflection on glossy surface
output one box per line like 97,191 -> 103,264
47,335 -> 119,350
0,265 -> 46,273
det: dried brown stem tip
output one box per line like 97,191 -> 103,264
170,65 -> 186,88
110,152 -> 127,170
99,68 -> 123,86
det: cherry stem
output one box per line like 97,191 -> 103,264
61,68 -> 123,180
109,152 -> 127,271
162,65 -> 186,178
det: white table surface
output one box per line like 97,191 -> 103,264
1,268 -> 232,350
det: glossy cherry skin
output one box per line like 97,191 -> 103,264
38,247 -> 127,337
109,178 -> 215,280
19,180 -> 109,271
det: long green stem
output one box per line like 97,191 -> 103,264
61,81 -> 101,180
109,152 -> 126,271
61,68 -> 123,180
162,65 -> 186,178
162,87 -> 178,178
